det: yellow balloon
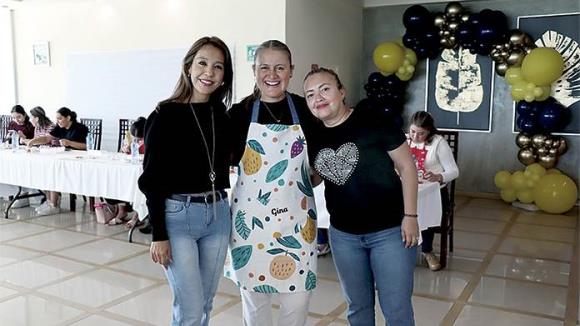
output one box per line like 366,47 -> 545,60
525,163 -> 546,177
517,189 -> 535,204
373,42 -> 405,74
511,82 -> 527,101
505,67 -> 523,85
546,168 -> 562,174
494,170 -> 512,189
500,189 -> 517,203
535,86 -> 551,101
510,171 -> 527,190
525,179 -> 536,188
404,48 -> 418,65
533,174 -> 578,214
521,47 -> 565,86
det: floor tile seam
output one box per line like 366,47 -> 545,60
215,291 -> 242,299
53,312 -> 93,326
440,210 -> 519,325
103,265 -> 166,283
209,297 -> 241,317
454,214 -> 511,222
563,217 -> 579,326
317,275 -> 341,283
9,236 -> 104,255
0,251 -> 46,268
27,265 -> 103,290
0,289 -> 25,304
311,301 -> 347,325
95,283 -> 163,312
480,273 -> 569,288
502,234 -> 575,245
511,219 -> 579,230
96,310 -> 153,326
25,218 -> 92,229
0,227 -> 57,243
489,252 -> 573,265
15,289 -> 98,314
453,226 -> 505,236
100,248 -> 155,268
465,301 -> 566,321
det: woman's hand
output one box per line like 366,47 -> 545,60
401,216 -> 419,248
150,240 -> 172,268
424,171 -> 443,183
59,139 -> 71,147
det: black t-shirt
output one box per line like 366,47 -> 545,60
228,93 -> 320,165
307,105 -> 406,234
49,122 -> 89,148
138,101 -> 232,241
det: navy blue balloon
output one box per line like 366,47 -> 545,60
517,116 -> 539,134
422,28 -> 441,50
468,13 -> 481,26
403,5 -> 432,30
539,101 -> 564,132
456,24 -> 473,44
477,24 -> 500,44
516,101 -> 539,119
476,42 -> 492,55
403,32 -> 419,49
384,74 -> 406,92
392,115 -> 404,129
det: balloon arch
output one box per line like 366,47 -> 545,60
365,2 -> 577,213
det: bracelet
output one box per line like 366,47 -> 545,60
404,213 -> 418,218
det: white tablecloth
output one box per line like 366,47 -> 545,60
0,148 -> 147,220
314,181 -> 442,231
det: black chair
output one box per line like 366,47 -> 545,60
0,115 -> 11,142
80,118 -> 102,150
434,131 -> 458,269
70,118 -> 103,212
117,119 -> 133,152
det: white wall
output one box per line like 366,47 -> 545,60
285,0 -> 363,106
0,8 -> 16,112
11,0 -> 285,150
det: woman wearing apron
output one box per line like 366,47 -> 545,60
226,40 -> 320,326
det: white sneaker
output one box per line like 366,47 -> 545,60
11,198 -> 30,208
36,203 -> 61,216
35,201 -> 50,212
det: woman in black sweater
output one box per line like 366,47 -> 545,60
138,36 -> 233,326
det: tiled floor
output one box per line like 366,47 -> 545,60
0,196 -> 577,325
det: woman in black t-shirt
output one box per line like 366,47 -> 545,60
303,67 -> 419,326
31,107 -> 89,216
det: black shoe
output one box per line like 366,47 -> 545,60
139,223 -> 152,234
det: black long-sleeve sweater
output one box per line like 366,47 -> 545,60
138,101 -> 231,241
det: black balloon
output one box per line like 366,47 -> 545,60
456,24 -> 473,44
403,5 -> 432,30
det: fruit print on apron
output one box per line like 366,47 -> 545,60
225,95 -> 317,294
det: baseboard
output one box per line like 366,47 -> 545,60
456,191 -> 500,200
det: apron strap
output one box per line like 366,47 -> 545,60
251,93 -> 300,125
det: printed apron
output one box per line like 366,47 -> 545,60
225,96 -> 317,294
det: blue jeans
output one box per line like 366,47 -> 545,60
329,225 -> 416,326
164,198 -> 232,326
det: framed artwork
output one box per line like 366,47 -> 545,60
32,41 -> 50,67
425,48 -> 495,132
513,12 -> 580,136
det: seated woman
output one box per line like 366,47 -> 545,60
28,107 -> 89,216
7,105 -> 35,143
6,105 -> 36,208
24,106 -> 55,145
407,111 -> 459,271
101,117 -> 146,227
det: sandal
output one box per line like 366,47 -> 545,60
107,213 -> 129,226
124,214 -> 142,229
95,203 -> 117,224
317,244 -> 331,256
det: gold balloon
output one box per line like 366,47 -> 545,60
548,148 -> 558,156
434,14 -> 446,28
515,133 -> 532,148
445,2 -> 464,17
550,138 -> 561,149
495,62 -> 509,76
509,30 -> 527,46
448,21 -> 460,31
543,138 -> 554,148
440,37 -> 456,49
556,138 -> 568,155
518,148 -> 537,165
531,134 -> 547,149
538,154 -> 557,169
506,49 -> 525,67
440,29 -> 451,37
461,13 -> 470,22
536,147 -> 548,156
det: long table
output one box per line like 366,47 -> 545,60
0,147 -> 147,221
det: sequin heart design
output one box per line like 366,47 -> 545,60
314,142 -> 359,186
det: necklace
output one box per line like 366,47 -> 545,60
262,102 -> 282,123
323,108 -> 353,128
189,103 -> 217,212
